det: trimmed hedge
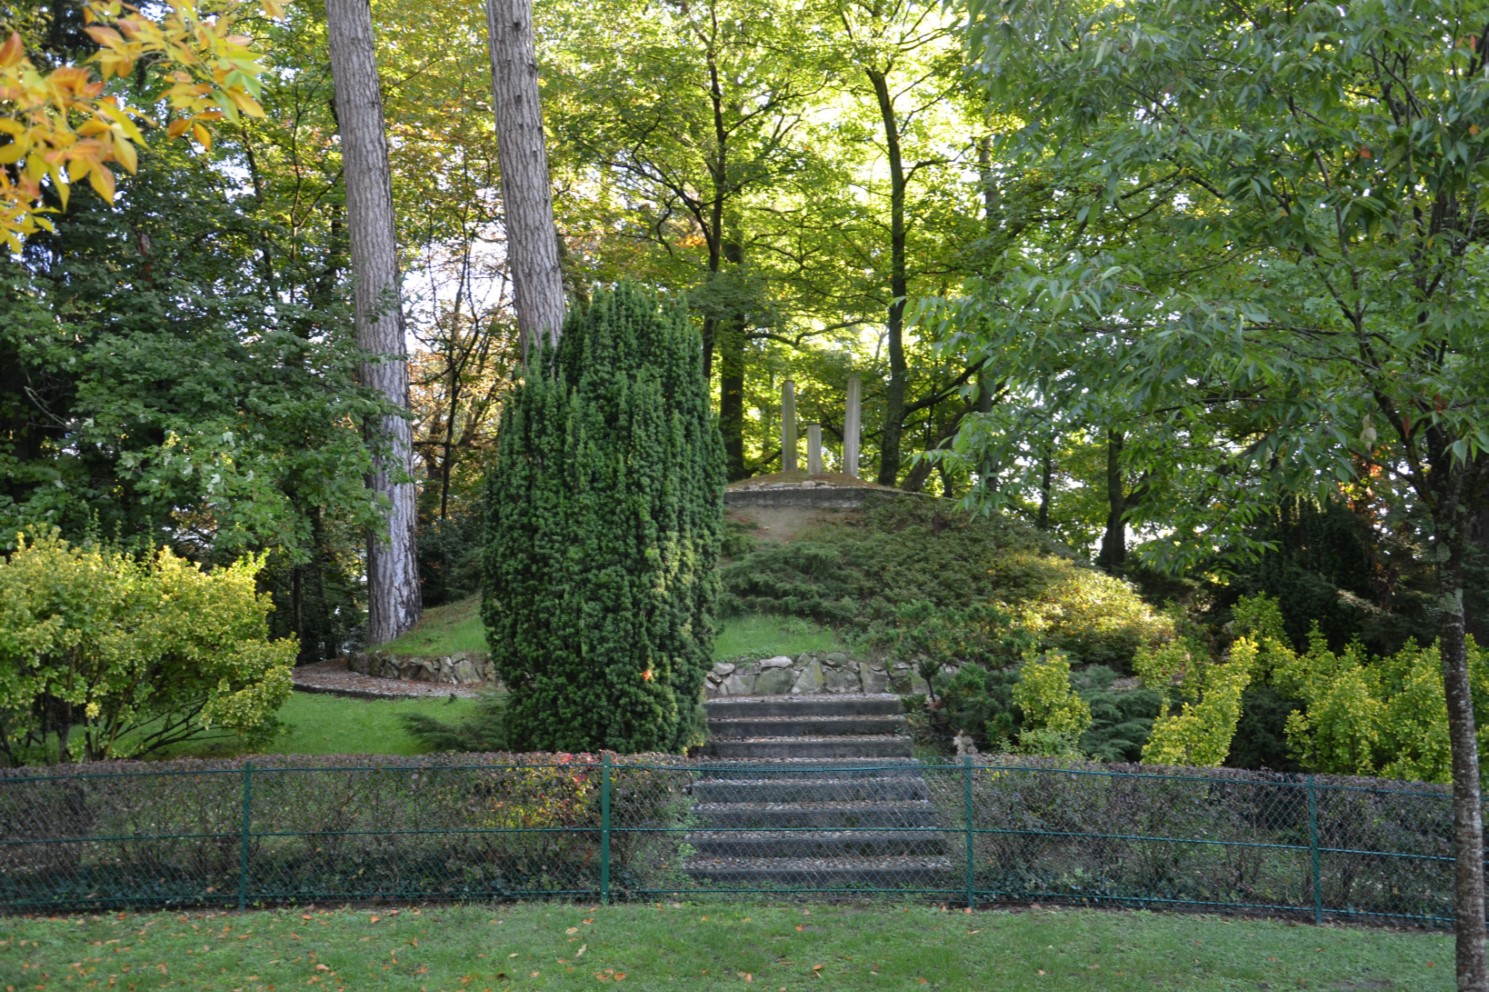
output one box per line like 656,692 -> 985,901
483,286 -> 724,753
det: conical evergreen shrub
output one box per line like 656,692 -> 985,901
482,286 -> 724,753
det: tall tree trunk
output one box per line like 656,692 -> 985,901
486,0 -> 567,357
325,0 -> 422,646
1434,483 -> 1488,991
1036,438 -> 1053,531
1097,429 -> 1127,573
868,67 -> 907,488
718,235 -> 747,480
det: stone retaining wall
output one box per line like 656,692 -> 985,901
347,650 -> 498,686
723,483 -> 914,511
348,647 -> 925,699
706,651 -> 923,698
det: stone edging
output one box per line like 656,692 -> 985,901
706,651 -> 924,698
347,650 -> 497,686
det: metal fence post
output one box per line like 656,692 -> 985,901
1307,774 -> 1322,925
600,754 -> 612,905
238,762 -> 253,912
963,756 -> 975,909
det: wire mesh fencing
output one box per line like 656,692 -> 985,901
0,753 -> 1461,925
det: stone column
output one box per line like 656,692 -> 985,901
807,424 -> 823,475
781,379 -> 798,473
843,375 -> 862,478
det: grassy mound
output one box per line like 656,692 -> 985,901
721,498 -> 1170,673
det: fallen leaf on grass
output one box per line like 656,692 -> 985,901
737,972 -> 752,982
577,945 -> 587,957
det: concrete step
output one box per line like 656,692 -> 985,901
708,714 -> 906,739
690,775 -> 931,804
684,855 -> 953,888
693,801 -> 941,830
706,735 -> 913,760
704,694 -> 905,719
686,828 -> 947,859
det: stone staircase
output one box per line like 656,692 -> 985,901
684,694 -> 951,889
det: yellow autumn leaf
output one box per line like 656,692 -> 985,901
191,121 -> 211,150
226,88 -> 264,118
113,134 -> 137,173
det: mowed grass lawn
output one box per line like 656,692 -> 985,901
162,607 -> 840,761
380,596 -> 844,664
1,903 -> 1450,992
165,692 -> 482,759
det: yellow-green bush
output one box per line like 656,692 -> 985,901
1141,639 -> 1257,768
1013,650 -> 1091,737
1270,627 -> 1487,783
0,531 -> 295,764
1018,564 -> 1175,672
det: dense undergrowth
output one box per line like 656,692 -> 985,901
720,499 -> 1174,760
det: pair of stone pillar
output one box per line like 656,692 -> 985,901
781,377 -> 861,477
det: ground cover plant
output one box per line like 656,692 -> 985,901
373,598 -> 841,666
721,499 -> 1172,674
0,902 -> 1452,991
379,595 -> 491,656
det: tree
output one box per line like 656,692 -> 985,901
0,0 -> 277,252
485,0 -> 566,355
325,0 -> 420,645
962,0 -> 1489,982
482,286 -> 724,753
546,0 -> 820,477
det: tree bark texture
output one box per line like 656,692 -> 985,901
325,0 -> 422,646
1435,488 -> 1488,992
485,0 -> 566,357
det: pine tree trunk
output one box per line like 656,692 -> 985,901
486,0 -> 566,357
325,0 -> 421,645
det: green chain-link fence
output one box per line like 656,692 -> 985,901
0,754 -> 1460,925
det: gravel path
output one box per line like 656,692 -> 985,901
291,658 -> 487,700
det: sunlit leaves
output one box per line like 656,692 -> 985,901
0,0 -> 276,252
0,531 -> 296,764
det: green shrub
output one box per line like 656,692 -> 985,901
720,500 -> 1171,673
482,287 -> 724,753
1019,567 -> 1175,672
1141,640 -> 1257,768
1013,650 -> 1092,738
932,664 -> 1021,750
0,531 -> 296,765
1075,665 -> 1162,763
400,691 -> 509,753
